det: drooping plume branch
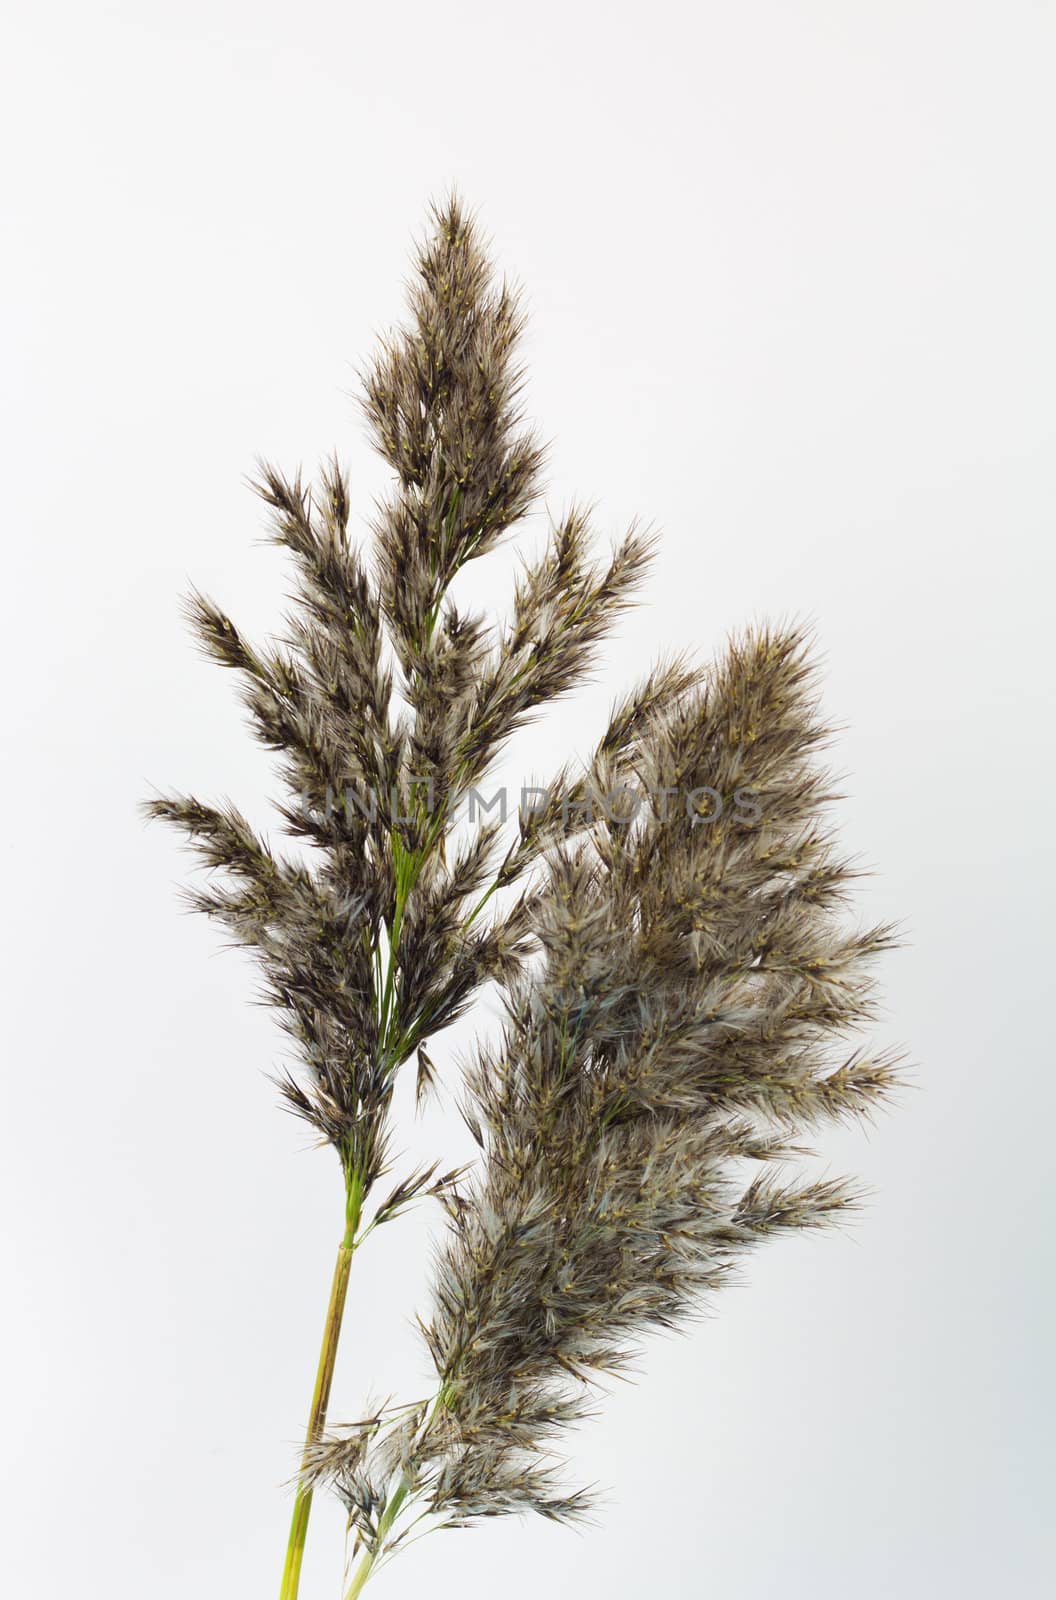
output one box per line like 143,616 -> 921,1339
300,627 -> 902,1591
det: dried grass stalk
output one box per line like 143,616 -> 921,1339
145,195 -> 903,1599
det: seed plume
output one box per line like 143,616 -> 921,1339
145,196 -> 903,1599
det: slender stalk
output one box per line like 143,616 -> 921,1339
341,1387 -> 448,1599
343,1481 -> 410,1600
278,1177 -> 364,1600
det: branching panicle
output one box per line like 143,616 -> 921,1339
144,196 -> 902,1600
313,626 -> 903,1562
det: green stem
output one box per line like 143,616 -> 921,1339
343,1481 -> 410,1600
341,1386 -> 450,1599
278,1178 -> 364,1600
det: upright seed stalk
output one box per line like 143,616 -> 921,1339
278,1173 -> 364,1600
279,871 -> 415,1600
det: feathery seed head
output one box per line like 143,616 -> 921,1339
144,195 -> 903,1578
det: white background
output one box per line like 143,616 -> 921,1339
2,3 -> 1054,1596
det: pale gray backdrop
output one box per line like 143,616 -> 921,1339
2,2 -> 1053,1596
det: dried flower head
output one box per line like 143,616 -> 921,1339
145,195 -> 902,1600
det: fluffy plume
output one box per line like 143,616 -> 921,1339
309,626 -> 903,1570
145,196 -> 655,1184
145,197 -> 902,1599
